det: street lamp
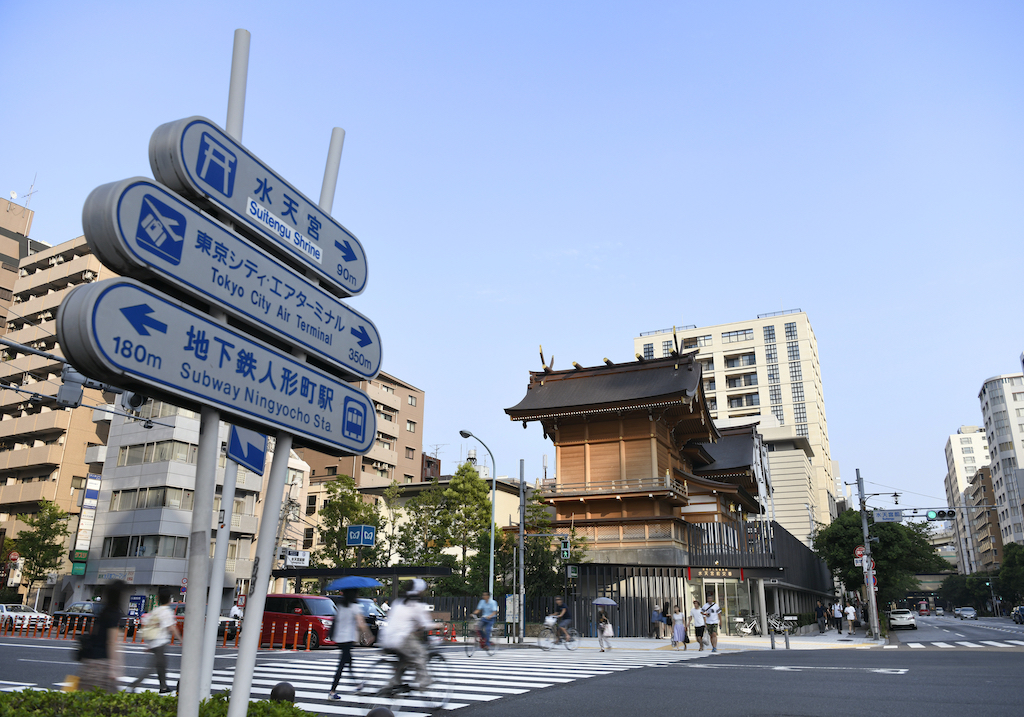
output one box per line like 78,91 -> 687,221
460,430 -> 496,597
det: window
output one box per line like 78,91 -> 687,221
728,393 -> 760,408
725,353 -> 756,368
796,425 -> 809,438
110,488 -> 194,511
306,495 -> 317,515
785,322 -> 797,340
786,342 -> 800,361
707,397 -> 717,411
408,395 -> 417,407
380,383 -> 395,394
1014,392 -> 1024,402
789,362 -> 803,381
769,386 -> 782,404
643,343 -> 654,359
961,437 -> 973,444
767,365 -> 780,384
683,335 -> 712,349
962,447 -> 974,454
765,345 -> 777,362
700,359 -> 715,372
404,474 -> 415,483
791,382 -> 804,402
662,340 -> 673,357
405,447 -> 415,459
763,326 -> 776,343
771,405 -> 784,424
727,373 -> 757,388
406,420 -> 416,433
704,380 -> 716,392
303,528 -> 314,550
722,329 -> 753,343
793,403 -> 807,423
102,534 -> 186,558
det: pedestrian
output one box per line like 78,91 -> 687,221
701,594 -> 722,653
689,599 -> 706,651
671,605 -> 687,650
130,587 -> 180,693
329,588 -> 371,700
229,601 -> 244,621
844,601 -> 857,635
832,601 -> 843,632
77,580 -> 126,693
597,610 -> 612,652
650,604 -> 663,639
814,600 -> 828,635
663,603 -> 672,639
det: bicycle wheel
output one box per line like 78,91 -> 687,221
564,628 -> 580,651
538,627 -> 555,650
465,630 -> 477,657
421,652 -> 451,709
485,637 -> 497,656
357,655 -> 393,699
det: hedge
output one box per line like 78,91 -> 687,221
0,689 -> 307,716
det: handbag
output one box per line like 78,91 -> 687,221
602,623 -> 614,637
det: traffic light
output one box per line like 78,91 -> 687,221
926,509 -> 955,521
560,538 -> 570,559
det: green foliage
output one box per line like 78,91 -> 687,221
316,475 -> 382,568
998,542 -> 1024,604
444,462 -> 492,580
15,500 -> 71,597
813,509 -> 949,606
396,479 -> 450,565
938,572 -> 999,612
0,688 -> 305,716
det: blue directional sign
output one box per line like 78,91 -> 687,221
149,117 -> 367,297
82,178 -> 381,381
872,509 -> 903,523
345,524 -> 376,547
227,425 -> 267,475
56,278 -> 376,454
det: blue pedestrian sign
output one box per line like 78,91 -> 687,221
149,117 -> 367,297
227,425 -> 267,476
55,278 -> 376,455
346,524 -> 376,547
82,178 -> 381,381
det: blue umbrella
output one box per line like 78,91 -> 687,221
592,597 -> 618,606
326,576 -> 383,590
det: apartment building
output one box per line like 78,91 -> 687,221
0,237 -> 114,608
968,465 -> 1003,571
634,310 -> 837,529
943,426 -> 988,573
978,374 -> 1024,547
0,199 -> 48,332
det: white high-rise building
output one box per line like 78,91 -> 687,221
634,310 -> 837,529
943,426 -> 988,573
978,374 -> 1024,547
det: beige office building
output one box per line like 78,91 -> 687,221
943,426 -> 987,574
968,465 -> 1003,571
978,374 -> 1024,547
634,310 -> 838,530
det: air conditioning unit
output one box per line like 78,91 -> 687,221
82,271 -> 96,281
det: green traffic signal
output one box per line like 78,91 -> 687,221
927,510 -> 938,520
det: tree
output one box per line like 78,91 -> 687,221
15,500 -> 70,604
443,462 -> 492,581
999,543 -> 1024,604
397,479 -> 450,566
316,475 -> 382,568
813,509 -> 948,606
938,572 -> 997,610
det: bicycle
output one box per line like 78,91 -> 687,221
738,615 -> 761,637
538,615 -> 579,651
767,614 -> 795,633
465,618 -> 497,656
358,634 -> 451,710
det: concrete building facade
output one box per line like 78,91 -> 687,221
943,425 -> 987,574
634,310 -> 837,530
978,374 -> 1024,548
968,465 -> 1003,571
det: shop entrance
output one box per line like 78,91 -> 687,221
699,579 -> 751,636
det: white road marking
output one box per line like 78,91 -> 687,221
906,643 -> 925,648
955,641 -> 982,647
932,642 -> 954,648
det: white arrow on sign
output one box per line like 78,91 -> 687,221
149,117 -> 367,297
82,178 -> 381,382
56,278 -> 376,455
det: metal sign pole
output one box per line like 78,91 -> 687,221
519,459 -> 525,643
200,456 -> 239,698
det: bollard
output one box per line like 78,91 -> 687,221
235,625 -> 241,648
769,627 -> 776,649
305,626 -> 311,651
268,623 -> 276,650
292,623 -> 300,651
784,626 -> 790,649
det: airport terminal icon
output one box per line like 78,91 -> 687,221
135,194 -> 185,265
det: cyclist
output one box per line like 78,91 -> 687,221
471,590 -> 498,649
379,579 -> 434,694
550,596 -> 572,643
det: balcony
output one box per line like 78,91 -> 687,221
0,444 -> 64,471
365,442 -> 398,469
0,480 -> 59,506
539,474 -> 689,504
0,411 -> 71,440
84,444 -> 108,464
14,254 -> 103,297
0,382 -> 58,410
366,383 -> 401,412
214,512 -> 259,535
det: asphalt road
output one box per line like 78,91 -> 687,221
888,614 -> 1024,646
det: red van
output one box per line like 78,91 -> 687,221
261,594 -> 336,649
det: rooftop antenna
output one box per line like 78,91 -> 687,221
23,174 -> 38,208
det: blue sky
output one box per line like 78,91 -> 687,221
2,2 -> 1022,512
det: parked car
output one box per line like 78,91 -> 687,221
1011,606 -> 1024,624
262,594 -> 337,650
959,607 -> 978,620
52,601 -> 129,633
325,595 -> 386,645
0,604 -> 52,631
934,607 -> 944,616
888,609 -> 918,630
165,602 -> 238,639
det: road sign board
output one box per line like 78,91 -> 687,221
855,545 -> 865,558
7,551 -> 18,562
346,524 -> 376,547
56,278 -> 376,454
149,117 -> 367,296
284,550 -> 310,567
227,425 -> 267,476
82,178 -> 381,381
872,509 -> 903,523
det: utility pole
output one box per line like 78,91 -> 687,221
856,469 -> 881,641
518,459 -> 526,643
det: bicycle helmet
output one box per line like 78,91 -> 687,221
407,578 -> 427,596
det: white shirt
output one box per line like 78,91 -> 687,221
144,604 -> 176,648
832,604 -> 843,618
380,598 -> 433,649
689,607 -> 705,627
229,605 -> 243,620
844,605 -> 856,620
672,611 -> 685,624
332,602 -> 361,643
701,602 -> 721,625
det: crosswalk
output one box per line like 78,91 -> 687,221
125,648 -> 699,714
901,639 -> 1024,649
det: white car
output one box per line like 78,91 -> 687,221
888,609 -> 917,630
0,603 -> 53,631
